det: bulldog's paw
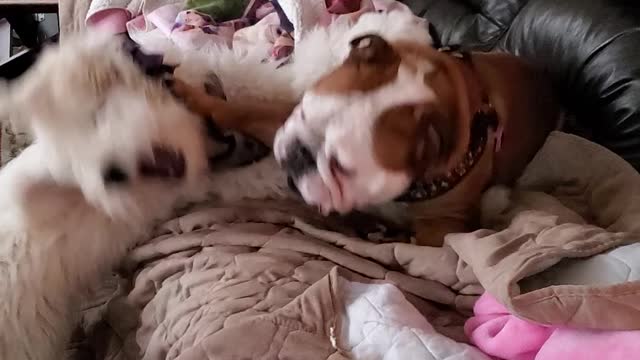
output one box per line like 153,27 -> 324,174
167,78 -> 217,118
365,231 -> 412,244
341,211 -> 413,243
203,72 -> 226,100
414,218 -> 468,247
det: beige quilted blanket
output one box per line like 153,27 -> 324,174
78,200 -> 484,359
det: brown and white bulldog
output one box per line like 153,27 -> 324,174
171,33 -> 560,246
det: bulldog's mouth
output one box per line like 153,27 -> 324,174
294,172 -> 335,214
317,152 -> 347,214
287,154 -> 353,215
280,139 -> 340,213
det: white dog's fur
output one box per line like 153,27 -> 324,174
0,33 -> 217,359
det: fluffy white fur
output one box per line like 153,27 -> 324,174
0,33 -> 219,359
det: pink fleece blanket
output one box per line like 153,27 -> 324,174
465,293 -> 640,360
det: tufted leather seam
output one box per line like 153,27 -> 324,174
492,1 -> 539,51
567,28 -> 640,94
561,28 -> 640,143
446,16 -> 501,50
464,1 -> 533,32
493,0 -> 530,29
414,0 -> 504,48
464,0 -> 507,30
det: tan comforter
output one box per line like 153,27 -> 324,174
89,202 -> 480,359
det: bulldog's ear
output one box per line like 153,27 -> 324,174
347,34 -> 399,65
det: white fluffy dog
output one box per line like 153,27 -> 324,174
0,34 -> 211,359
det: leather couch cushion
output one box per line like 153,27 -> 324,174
403,0 -> 528,51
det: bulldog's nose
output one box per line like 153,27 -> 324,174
281,139 -> 317,180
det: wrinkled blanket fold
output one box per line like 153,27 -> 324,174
94,202 -> 476,359
448,132 -> 640,330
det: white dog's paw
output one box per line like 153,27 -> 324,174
480,185 -> 513,228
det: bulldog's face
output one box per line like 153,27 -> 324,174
274,35 -> 477,214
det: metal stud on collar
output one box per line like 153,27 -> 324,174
438,45 -> 469,60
